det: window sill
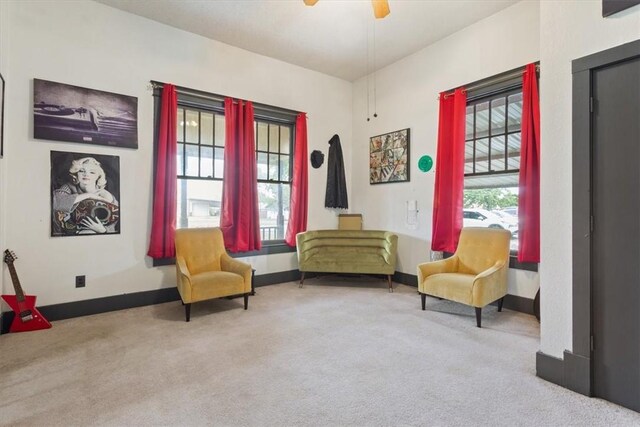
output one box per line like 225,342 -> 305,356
151,242 -> 296,267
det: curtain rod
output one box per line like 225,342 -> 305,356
149,80 -> 301,118
440,64 -> 540,100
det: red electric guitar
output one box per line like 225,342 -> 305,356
2,249 -> 51,332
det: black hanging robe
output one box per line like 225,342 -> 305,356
325,134 -> 349,209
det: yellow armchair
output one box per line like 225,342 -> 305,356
175,227 -> 252,322
417,227 -> 511,327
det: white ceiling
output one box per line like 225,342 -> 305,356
95,0 -> 519,82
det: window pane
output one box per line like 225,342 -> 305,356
257,122 -> 268,151
257,182 -> 290,241
185,145 -> 199,177
201,112 -> 214,145
490,136 -> 506,172
176,179 -> 223,229
215,114 -> 225,146
475,138 -> 489,173
465,140 -> 474,174
177,143 -> 184,176
280,126 -> 291,154
462,187 -> 519,252
177,108 -> 185,142
268,153 -> 279,180
257,152 -> 268,180
269,124 -> 279,153
200,146 -> 213,178
491,98 -> 506,135
508,93 -> 523,132
508,132 -> 521,170
466,105 -> 474,140
185,110 -> 199,143
280,155 -> 290,181
214,147 -> 224,179
475,101 -> 490,139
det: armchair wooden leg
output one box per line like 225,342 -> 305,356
420,293 -> 426,311
185,303 -> 191,322
387,275 -> 393,293
475,307 -> 482,328
244,293 -> 249,310
498,297 -> 504,312
299,272 -> 305,288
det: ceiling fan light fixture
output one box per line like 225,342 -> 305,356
302,0 -> 390,19
372,0 -> 390,19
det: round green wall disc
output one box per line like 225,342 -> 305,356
418,155 -> 433,172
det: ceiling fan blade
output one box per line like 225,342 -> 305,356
303,0 -> 319,5
371,0 -> 390,19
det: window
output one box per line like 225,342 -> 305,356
255,120 -> 292,241
174,100 -> 294,246
176,107 -> 225,230
464,88 -> 522,253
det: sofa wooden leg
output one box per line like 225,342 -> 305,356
387,275 -> 393,293
244,293 -> 249,310
420,293 -> 426,311
185,303 -> 191,322
498,297 -> 504,312
475,307 -> 482,328
299,272 -> 305,288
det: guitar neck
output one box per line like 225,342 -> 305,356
6,263 -> 26,301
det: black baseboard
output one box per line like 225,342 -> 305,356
563,350 -> 591,396
392,271 -> 418,287
536,351 -> 565,387
492,294 -> 535,315
392,272 -> 534,315
1,269 -> 535,333
1,269 -> 306,334
253,269 -> 303,287
1,287 -> 181,334
535,350 -> 591,397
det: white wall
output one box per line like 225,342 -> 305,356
351,1 -> 540,298
0,0 -> 352,306
539,1 -> 640,357
0,1 -> 9,307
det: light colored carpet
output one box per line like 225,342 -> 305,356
1,278 -> 638,426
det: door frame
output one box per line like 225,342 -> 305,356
572,39 -> 640,396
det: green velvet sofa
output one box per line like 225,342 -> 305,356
296,230 -> 398,292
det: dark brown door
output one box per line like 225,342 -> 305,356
592,56 -> 640,412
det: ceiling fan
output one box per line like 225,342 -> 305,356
303,0 -> 390,19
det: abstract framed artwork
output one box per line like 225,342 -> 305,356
369,128 -> 410,184
51,151 -> 121,237
34,79 -> 138,149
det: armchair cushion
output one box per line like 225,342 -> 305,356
423,273 -> 475,305
191,271 -> 245,301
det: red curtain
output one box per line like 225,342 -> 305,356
285,113 -> 309,247
220,98 -> 261,252
431,88 -> 467,253
518,63 -> 541,263
147,84 -> 177,259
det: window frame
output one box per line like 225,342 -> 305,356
151,84 -> 297,266
255,118 -> 294,244
462,76 -> 537,272
465,87 -> 523,179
